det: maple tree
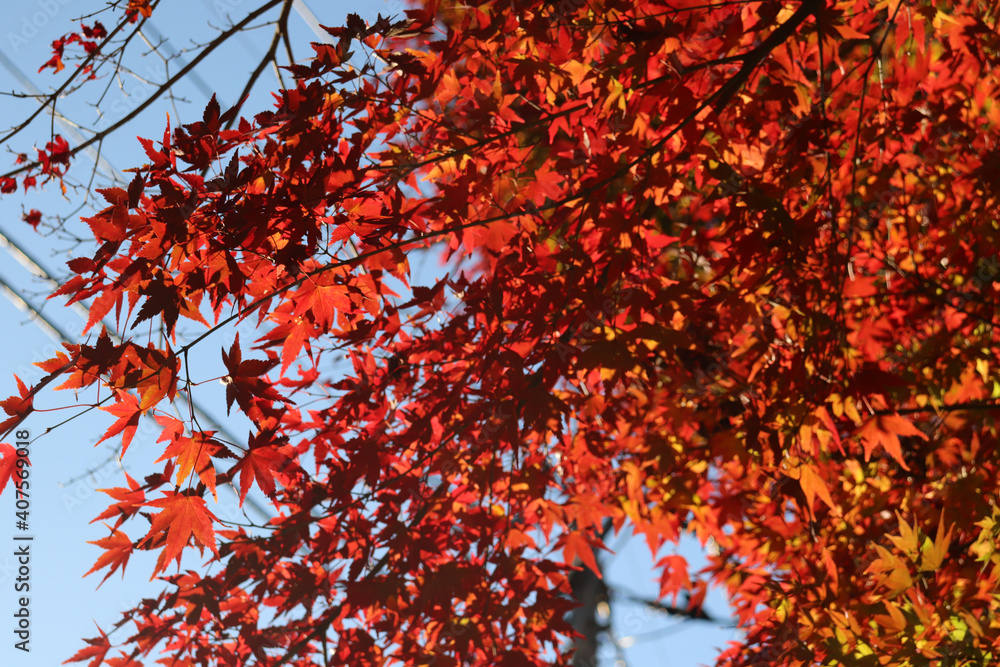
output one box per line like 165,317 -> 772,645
2,0 -> 1000,664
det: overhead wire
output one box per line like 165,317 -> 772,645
0,229 -> 274,522
0,30 -> 275,523
0,48 -> 125,185
0,271 -> 65,341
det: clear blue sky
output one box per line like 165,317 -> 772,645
0,1 -> 739,665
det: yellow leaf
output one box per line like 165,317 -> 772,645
882,560 -> 913,597
948,616 -> 968,642
971,515 -> 1000,566
845,398 -> 862,424
919,512 -> 953,572
888,512 -> 920,558
866,545 -> 913,597
604,78 -> 627,113
977,358 -> 990,383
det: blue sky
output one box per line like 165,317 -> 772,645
0,1 -> 740,665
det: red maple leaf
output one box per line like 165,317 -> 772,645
62,622 -> 111,666
155,421 -> 226,500
143,491 -> 218,576
221,333 -> 284,417
0,375 -> 34,437
96,391 -> 142,456
231,433 -> 286,505
560,531 -> 605,578
91,472 -> 145,529
0,443 -> 20,495
84,527 -> 134,586
103,653 -> 144,667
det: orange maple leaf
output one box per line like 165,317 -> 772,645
62,622 -> 111,666
91,472 -> 145,529
656,554 -> 690,601
145,492 -> 218,576
0,443 -> 20,495
795,463 -> 837,516
84,527 -> 134,586
0,375 -> 34,437
859,414 -> 928,471
155,419 -> 224,500
127,0 -> 152,18
104,652 -> 144,667
561,531 -> 604,577
96,391 -> 142,455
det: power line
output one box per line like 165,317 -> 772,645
0,43 -> 274,523
0,246 -> 274,521
0,270 -> 64,341
0,47 -> 124,184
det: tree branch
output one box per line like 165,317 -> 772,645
0,0 -> 284,182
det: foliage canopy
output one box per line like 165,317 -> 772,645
2,0 -> 1000,665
